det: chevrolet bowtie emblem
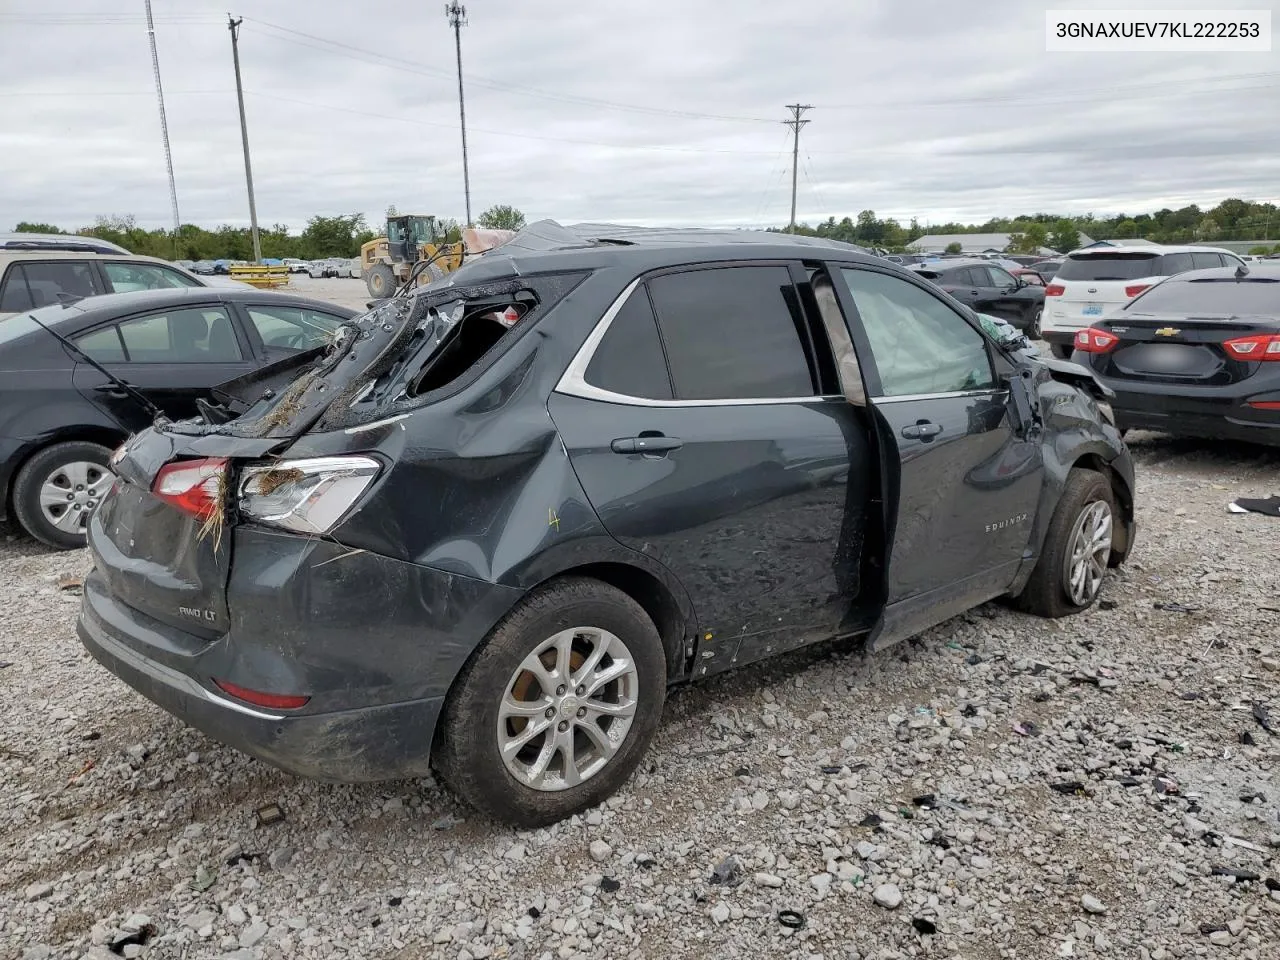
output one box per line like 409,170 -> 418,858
1154,327 -> 1180,337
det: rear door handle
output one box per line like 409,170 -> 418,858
93,384 -> 130,399
900,420 -> 942,441
611,435 -> 684,456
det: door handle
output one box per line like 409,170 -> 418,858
93,385 -> 130,399
900,420 -> 942,441
611,435 -> 683,456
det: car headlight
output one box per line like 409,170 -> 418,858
1097,401 -> 1116,426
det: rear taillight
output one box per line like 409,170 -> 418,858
1124,284 -> 1151,298
1045,284 -> 1065,297
152,457 -> 228,520
238,456 -> 380,535
1247,401 -> 1280,410
1074,327 -> 1120,354
213,679 -> 310,710
1223,334 -> 1280,361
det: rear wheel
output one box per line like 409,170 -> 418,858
1013,469 -> 1115,618
13,440 -> 115,550
434,577 -> 666,827
1029,306 -> 1043,339
365,264 -> 395,298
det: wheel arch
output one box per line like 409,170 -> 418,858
3,426 -> 127,520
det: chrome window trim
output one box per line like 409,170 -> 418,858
554,276 -> 835,408
873,388 -> 1007,404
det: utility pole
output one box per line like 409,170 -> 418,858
446,2 -> 473,227
228,16 -> 262,263
784,104 -> 812,233
143,0 -> 180,258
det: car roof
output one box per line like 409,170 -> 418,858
446,220 -> 878,282
0,233 -> 132,255
14,286 -> 359,333
0,248 -> 190,267
1068,244 -> 1237,257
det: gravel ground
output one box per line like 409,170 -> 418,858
277,275 -> 374,313
2,430 -> 1279,960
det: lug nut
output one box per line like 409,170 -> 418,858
557,721 -> 569,732
576,707 -> 587,718
576,685 -> 586,696
555,685 -> 567,696
544,707 -> 555,719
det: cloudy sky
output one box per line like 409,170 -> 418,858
1,0 -> 1277,234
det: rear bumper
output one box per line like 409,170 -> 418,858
78,521 -> 525,782
1084,369 -> 1280,447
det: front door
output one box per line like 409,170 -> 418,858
72,303 -> 256,426
550,264 -> 874,675
830,265 -> 1045,649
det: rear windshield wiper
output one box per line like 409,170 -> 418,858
27,313 -> 164,421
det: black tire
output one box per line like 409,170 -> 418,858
1049,343 -> 1073,360
12,440 -> 114,550
1029,306 -> 1043,339
434,577 -> 667,828
365,264 -> 395,298
1013,469 -> 1115,618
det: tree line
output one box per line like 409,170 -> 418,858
774,198 -> 1280,254
12,199 -> 1278,261
10,205 -> 528,262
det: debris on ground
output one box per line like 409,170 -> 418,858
1228,494 -> 1280,516
254,802 -> 285,826
1153,601 -> 1200,614
708,855 -> 742,887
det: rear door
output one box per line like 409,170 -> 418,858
829,264 -> 1045,649
0,259 -> 104,312
72,302 -> 257,424
550,263 -> 875,674
99,260 -> 204,293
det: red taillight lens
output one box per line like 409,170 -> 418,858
1124,284 -> 1151,298
213,679 -> 310,710
1044,284 -> 1065,297
1074,327 -> 1120,354
152,457 -> 228,519
1247,401 -> 1280,410
1223,334 -> 1280,361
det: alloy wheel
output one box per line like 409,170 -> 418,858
496,626 -> 639,792
39,460 -> 113,535
1063,499 -> 1112,605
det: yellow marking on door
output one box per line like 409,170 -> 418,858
548,507 -> 560,531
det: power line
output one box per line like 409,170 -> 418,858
784,105 -> 811,233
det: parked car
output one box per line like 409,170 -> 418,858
1040,244 -> 1245,358
909,258 -> 1045,333
190,260 -> 216,275
75,225 -> 1135,826
1027,259 -> 1064,283
1014,269 -> 1047,287
0,287 -> 356,548
337,258 -> 361,279
1070,261 -> 1280,446
282,258 -> 310,274
1001,254 -> 1044,266
1,241 -> 217,320
306,258 -> 343,279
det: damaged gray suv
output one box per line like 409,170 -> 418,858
78,223 -> 1136,827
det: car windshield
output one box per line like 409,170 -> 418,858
1057,253 -> 1161,282
1127,277 -> 1280,315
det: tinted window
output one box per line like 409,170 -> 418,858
116,306 -> 242,362
647,266 -> 815,401
986,266 -> 1019,288
841,268 -> 994,397
584,287 -> 673,400
1056,253 -> 1161,282
1159,253 -> 1195,276
1126,277 -> 1280,315
246,304 -> 343,352
102,261 -> 201,293
0,261 -> 102,311
1191,253 -> 1223,270
76,326 -> 127,362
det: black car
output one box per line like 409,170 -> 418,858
1029,259 -> 1064,283
1070,262 -> 1280,446
910,259 -> 1045,334
0,287 -> 356,548
76,223 -> 1135,827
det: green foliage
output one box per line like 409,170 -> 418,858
477,205 -> 527,231
1248,245 -> 1272,255
1048,220 -> 1080,254
14,222 -> 65,234
944,241 -> 963,254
